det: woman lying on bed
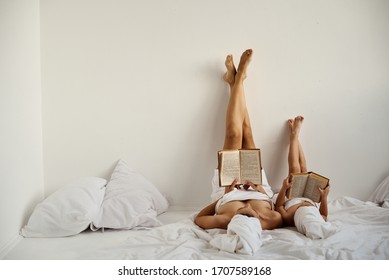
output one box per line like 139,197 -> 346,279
194,49 -> 282,231
274,116 -> 338,239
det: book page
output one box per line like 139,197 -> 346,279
303,173 -> 329,202
219,150 -> 240,186
289,174 -> 308,198
240,149 -> 262,185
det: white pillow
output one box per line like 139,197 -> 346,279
368,174 -> 389,207
91,159 -> 169,230
21,177 -> 107,237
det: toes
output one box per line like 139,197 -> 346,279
225,55 -> 236,71
244,49 -> 253,56
288,119 -> 294,128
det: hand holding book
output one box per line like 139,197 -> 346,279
224,179 -> 239,194
223,179 -> 267,195
218,149 -> 262,187
317,183 -> 330,198
287,172 -> 330,203
238,181 -> 267,194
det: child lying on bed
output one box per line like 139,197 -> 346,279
274,116 -> 337,239
195,49 -> 282,231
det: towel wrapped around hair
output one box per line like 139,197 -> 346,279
209,214 -> 262,255
294,206 -> 338,239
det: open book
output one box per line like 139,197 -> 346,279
218,149 -> 262,187
288,172 -> 329,203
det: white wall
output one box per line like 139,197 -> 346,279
41,0 -> 389,207
0,0 -> 43,256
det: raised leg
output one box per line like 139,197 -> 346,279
223,49 -> 255,150
242,109 -> 256,149
298,141 -> 307,173
288,116 -> 307,174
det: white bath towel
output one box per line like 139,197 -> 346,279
215,189 -> 271,213
209,214 -> 262,255
294,206 -> 338,239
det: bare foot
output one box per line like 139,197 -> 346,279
288,115 -> 304,135
294,116 -> 304,134
223,54 -> 236,87
288,118 -> 294,131
236,49 -> 253,80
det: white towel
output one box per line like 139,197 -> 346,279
209,214 -> 262,255
215,189 -> 271,213
294,206 -> 338,239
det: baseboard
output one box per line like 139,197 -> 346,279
0,234 -> 22,259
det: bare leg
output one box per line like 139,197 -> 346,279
242,109 -> 256,149
223,49 -> 255,150
288,116 -> 307,174
298,140 -> 307,173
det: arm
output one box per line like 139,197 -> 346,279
275,176 -> 295,225
275,179 -> 287,209
194,179 -> 238,230
318,184 -> 330,221
194,200 -> 230,229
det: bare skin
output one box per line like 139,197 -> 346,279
287,116 -> 307,175
195,49 -> 282,230
223,49 -> 255,150
223,54 -> 236,87
275,117 -> 330,226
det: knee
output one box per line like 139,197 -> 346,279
300,163 -> 307,173
242,123 -> 253,138
225,125 -> 242,145
289,164 -> 301,174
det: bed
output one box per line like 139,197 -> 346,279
3,160 -> 389,260
4,196 -> 389,260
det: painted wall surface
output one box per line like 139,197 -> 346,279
40,0 -> 389,206
0,0 -> 43,256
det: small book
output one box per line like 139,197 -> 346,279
288,172 -> 330,203
218,149 -> 262,187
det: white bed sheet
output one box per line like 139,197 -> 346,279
4,197 -> 389,260
4,208 -> 195,260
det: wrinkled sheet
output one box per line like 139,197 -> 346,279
84,197 -> 389,260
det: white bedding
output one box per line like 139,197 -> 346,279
4,197 -> 389,260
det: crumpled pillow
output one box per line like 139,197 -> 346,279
21,177 -> 107,237
368,174 -> 389,208
91,159 -> 169,230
